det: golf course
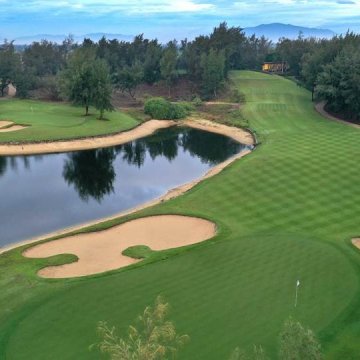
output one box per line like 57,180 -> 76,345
0,70 -> 359,359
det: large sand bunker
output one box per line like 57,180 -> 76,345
24,215 -> 216,278
352,238 -> 360,250
0,120 -> 27,133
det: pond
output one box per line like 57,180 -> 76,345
0,127 -> 250,247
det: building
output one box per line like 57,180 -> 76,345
262,62 -> 288,74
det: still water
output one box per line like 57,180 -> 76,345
0,127 -> 249,247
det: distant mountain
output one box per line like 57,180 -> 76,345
10,33 -> 134,45
244,23 -> 336,42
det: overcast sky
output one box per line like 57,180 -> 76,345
0,0 -> 359,41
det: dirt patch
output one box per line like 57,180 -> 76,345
24,215 -> 216,278
352,238 -> 360,250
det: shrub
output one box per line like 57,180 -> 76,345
192,96 -> 203,107
144,97 -> 189,120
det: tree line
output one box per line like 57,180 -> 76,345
1,25 -> 360,120
0,23 -> 272,111
272,32 -> 360,120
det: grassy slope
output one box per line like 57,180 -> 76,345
0,71 -> 359,359
0,99 -> 139,143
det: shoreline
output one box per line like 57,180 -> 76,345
315,101 -> 360,129
0,117 -> 254,156
0,119 -> 254,255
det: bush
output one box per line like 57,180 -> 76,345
192,96 -> 203,107
144,97 -> 189,120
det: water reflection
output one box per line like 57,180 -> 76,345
0,127 -> 248,246
63,148 -> 116,202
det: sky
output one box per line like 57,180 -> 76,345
0,0 -> 359,41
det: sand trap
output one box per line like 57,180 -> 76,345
0,121 -> 27,132
352,238 -> 360,250
0,121 -> 14,129
23,215 -> 216,278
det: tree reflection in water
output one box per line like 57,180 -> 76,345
63,148 -> 116,202
62,127 -> 243,203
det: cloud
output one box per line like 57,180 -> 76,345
0,0 -> 215,14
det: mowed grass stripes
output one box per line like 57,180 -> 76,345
0,71 -> 359,359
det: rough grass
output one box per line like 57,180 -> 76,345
0,71 -> 359,359
0,99 -> 140,143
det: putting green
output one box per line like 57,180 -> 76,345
0,99 -> 139,143
0,71 -> 359,359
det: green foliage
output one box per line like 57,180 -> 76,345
229,346 -> 268,360
200,48 -> 226,98
160,41 -> 178,96
91,296 -> 190,359
144,97 -> 189,120
92,60 -> 114,120
0,41 -> 22,96
316,46 -> 360,119
279,318 -> 323,360
192,96 -> 203,107
60,48 -> 113,119
113,61 -> 144,99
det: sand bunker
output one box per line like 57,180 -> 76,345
352,238 -> 360,250
0,121 -> 27,133
24,215 -> 216,278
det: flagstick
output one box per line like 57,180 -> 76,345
295,280 -> 300,308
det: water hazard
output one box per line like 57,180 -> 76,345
0,127 -> 250,247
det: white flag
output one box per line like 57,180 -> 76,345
297,280 -> 300,287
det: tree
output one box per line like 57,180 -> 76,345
61,48 -> 113,119
0,41 -> 21,96
91,296 -> 189,360
229,346 -> 268,360
316,46 -> 360,119
60,48 -> 97,116
200,48 -> 225,98
160,41 -> 178,97
113,61 -> 144,99
279,318 -> 323,360
92,59 -> 114,120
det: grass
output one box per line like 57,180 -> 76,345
0,99 -> 140,143
0,71 -> 359,359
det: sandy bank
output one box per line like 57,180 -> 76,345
0,120 -> 176,155
24,215 -> 216,278
184,118 -> 254,146
0,117 -> 254,155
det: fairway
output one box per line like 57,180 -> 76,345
0,99 -> 139,143
0,71 -> 359,359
